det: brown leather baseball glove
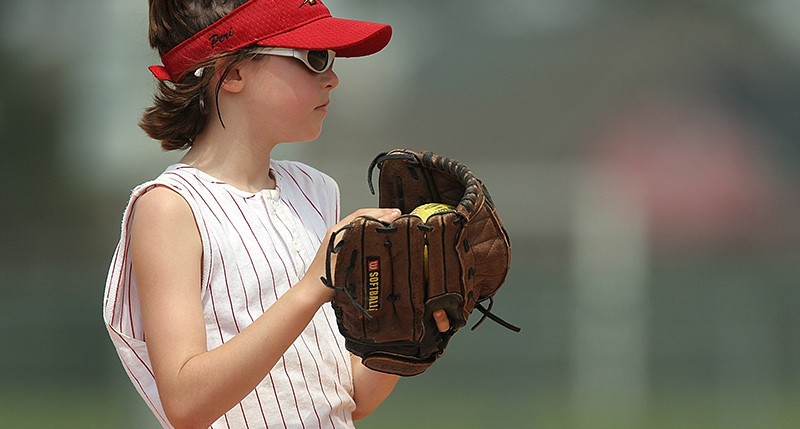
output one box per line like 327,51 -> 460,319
322,149 -> 519,376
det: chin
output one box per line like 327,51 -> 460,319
304,127 -> 324,142
288,131 -> 322,144
288,119 -> 325,143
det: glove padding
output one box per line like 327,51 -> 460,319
323,149 -> 518,376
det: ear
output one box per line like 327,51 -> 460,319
219,67 -> 245,94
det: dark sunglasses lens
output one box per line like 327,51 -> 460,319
307,50 -> 329,71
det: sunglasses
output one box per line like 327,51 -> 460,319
254,47 -> 336,73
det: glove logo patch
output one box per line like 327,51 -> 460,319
367,257 -> 381,312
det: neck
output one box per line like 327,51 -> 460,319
180,119 -> 277,193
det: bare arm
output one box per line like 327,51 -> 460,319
350,311 -> 451,420
350,355 -> 400,421
130,186 -> 399,428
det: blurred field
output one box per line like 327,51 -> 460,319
3,258 -> 800,428
2,381 -> 800,429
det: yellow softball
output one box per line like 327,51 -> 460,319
410,203 -> 454,280
410,203 -> 454,223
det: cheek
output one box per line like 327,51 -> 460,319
246,63 -> 323,138
271,91 -> 314,129
262,78 -> 315,115
250,82 -> 301,120
260,87 -> 324,139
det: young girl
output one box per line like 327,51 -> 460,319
102,1 -> 449,427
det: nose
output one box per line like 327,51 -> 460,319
322,68 -> 339,90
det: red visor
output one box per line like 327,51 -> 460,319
149,0 -> 392,82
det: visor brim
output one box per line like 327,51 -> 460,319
255,16 -> 392,57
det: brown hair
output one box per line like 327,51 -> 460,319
140,0 -> 249,151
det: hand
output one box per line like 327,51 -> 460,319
334,208 -> 402,234
306,208 -> 402,302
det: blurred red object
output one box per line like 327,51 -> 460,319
590,93 -> 782,249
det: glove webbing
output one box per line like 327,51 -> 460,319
367,151 -> 485,213
420,151 -> 481,211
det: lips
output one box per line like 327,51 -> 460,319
316,100 -> 330,112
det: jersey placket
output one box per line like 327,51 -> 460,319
263,192 -> 312,281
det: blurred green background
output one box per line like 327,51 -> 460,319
2,0 -> 800,427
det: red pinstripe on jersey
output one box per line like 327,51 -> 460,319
103,160 -> 354,428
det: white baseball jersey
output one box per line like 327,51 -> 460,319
102,160 -> 356,428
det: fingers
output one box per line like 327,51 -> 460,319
328,208 -> 400,248
433,309 -> 450,332
371,208 -> 402,223
314,208 -> 401,292
340,208 -> 401,226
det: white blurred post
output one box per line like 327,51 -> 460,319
570,162 -> 649,428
